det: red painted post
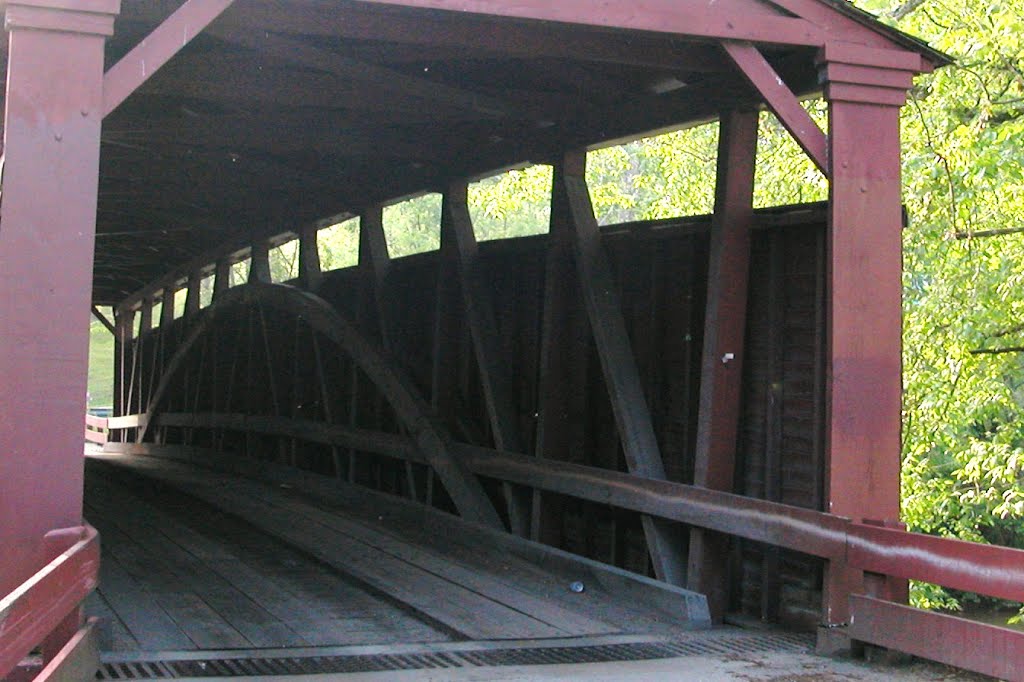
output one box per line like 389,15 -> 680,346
817,43 -> 917,638
689,108 -> 759,620
0,0 -> 120,597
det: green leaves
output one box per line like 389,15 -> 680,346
873,0 -> 1024,616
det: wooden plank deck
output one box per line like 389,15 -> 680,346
84,452 -> 708,656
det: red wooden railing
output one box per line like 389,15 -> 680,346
0,525 -> 101,682
847,523 -> 1024,680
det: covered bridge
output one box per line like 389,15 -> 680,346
1,1 -> 1022,680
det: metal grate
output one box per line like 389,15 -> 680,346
97,633 -> 812,679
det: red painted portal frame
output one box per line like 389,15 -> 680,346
0,0 -> 991,678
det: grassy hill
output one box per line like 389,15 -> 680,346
87,312 -> 115,409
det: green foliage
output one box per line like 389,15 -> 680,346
269,239 -> 299,283
87,311 -> 115,408
318,217 -> 360,270
587,124 -> 719,223
383,193 -> 442,257
754,105 -> 828,207
469,165 -> 552,240
230,259 -> 250,286
857,0 -> 1024,615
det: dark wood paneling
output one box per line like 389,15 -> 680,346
132,211 -> 826,628
735,223 -> 826,629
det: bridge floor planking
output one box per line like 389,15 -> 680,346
84,453 -> 706,656
84,459 -> 452,652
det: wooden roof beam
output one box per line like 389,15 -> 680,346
348,0 -> 824,46
101,110 -> 471,161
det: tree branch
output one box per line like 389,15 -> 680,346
956,227 -> 1024,239
889,0 -> 928,20
969,346 -> 1024,355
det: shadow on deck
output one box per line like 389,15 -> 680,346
84,453 -> 809,678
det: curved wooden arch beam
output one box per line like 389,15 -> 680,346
137,282 -> 503,530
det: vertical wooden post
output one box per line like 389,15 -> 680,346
761,238 -> 786,623
817,43 -> 916,639
0,0 -> 120,597
113,309 -> 134,422
160,287 -> 176,328
184,272 -> 201,318
431,215 -> 461,427
134,300 -> 153,419
213,259 -> 231,299
688,109 -> 759,620
349,207 -> 391,483
533,160 -> 577,545
250,241 -> 272,284
177,291 -> 199,443
560,150 -> 688,586
299,224 -> 323,290
156,287 -> 175,443
359,207 -> 394,346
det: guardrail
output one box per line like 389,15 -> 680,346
0,525 -> 101,682
846,524 -> 1024,680
104,413 -> 1024,680
84,414 -> 108,446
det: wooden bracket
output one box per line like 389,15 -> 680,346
722,41 -> 829,176
90,305 -> 115,336
104,0 -> 236,117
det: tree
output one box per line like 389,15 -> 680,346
858,0 -> 1024,613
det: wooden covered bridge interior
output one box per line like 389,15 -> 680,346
3,1 -> 1024,681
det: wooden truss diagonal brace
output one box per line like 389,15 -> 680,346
722,41 -> 829,177
559,152 -> 688,587
442,182 -> 532,536
91,305 -> 116,336
103,0 -> 236,117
